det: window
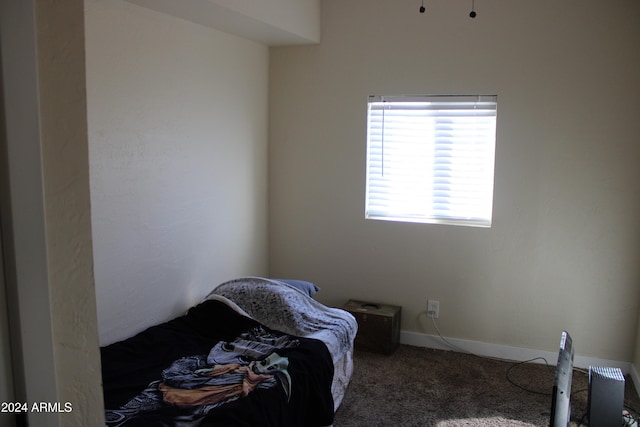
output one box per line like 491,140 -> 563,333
365,95 -> 497,227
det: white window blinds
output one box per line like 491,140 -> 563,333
365,95 -> 497,227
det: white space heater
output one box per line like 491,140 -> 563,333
588,366 -> 625,427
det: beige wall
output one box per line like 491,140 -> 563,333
269,0 -> 640,362
36,1 -> 105,424
1,0 -> 104,425
85,0 -> 270,345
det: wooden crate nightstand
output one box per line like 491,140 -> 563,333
343,299 -> 401,354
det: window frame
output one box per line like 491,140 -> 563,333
365,94 -> 498,228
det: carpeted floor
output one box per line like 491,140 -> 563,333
333,345 -> 640,426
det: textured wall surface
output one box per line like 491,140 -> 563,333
86,0 -> 269,345
1,0 -> 104,425
269,0 -> 640,362
35,0 -> 105,424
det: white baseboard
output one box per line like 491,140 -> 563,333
400,330 -> 632,374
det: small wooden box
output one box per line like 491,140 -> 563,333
343,299 -> 401,354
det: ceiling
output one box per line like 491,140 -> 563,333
127,0 -> 320,46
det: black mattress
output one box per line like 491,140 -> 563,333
101,299 -> 335,426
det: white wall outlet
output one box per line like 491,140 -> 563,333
427,300 -> 440,318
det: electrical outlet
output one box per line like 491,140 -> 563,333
427,300 -> 440,318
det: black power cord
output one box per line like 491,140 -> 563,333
507,359 -> 640,427
505,357 -> 554,396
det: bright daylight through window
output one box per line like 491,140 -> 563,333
365,95 -> 497,227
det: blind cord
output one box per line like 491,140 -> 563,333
381,101 -> 385,177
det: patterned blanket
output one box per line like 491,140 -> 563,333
102,299 -> 336,426
206,277 -> 358,364
106,326 -> 298,426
